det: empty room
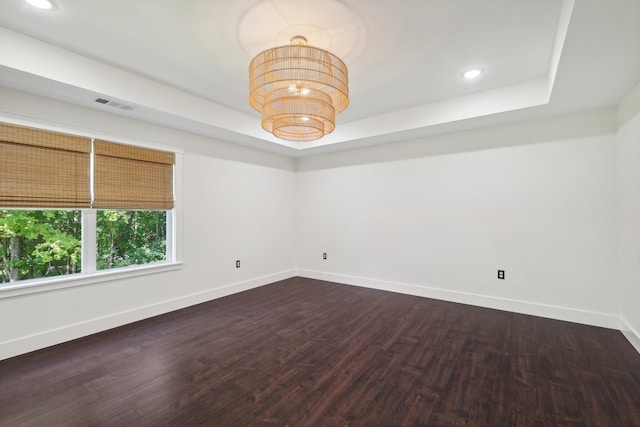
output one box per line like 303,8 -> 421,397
1,0 -> 640,425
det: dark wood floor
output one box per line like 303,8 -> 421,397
1,277 -> 639,426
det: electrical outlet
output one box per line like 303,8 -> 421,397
236,260 -> 241,268
497,270 -> 505,279
323,252 -> 327,260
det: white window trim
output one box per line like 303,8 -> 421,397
0,261 -> 184,299
82,209 -> 97,275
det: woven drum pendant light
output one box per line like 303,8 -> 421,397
249,36 -> 349,141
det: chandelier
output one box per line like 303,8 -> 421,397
249,36 -> 349,142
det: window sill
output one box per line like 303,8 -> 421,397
0,261 -> 184,300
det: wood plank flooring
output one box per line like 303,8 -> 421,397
1,277 -> 639,426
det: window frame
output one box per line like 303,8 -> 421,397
0,257 -> 183,299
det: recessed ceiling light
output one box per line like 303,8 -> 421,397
463,68 -> 483,80
24,0 -> 53,9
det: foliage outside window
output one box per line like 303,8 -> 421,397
96,210 -> 166,270
0,210 -> 167,283
0,210 -> 81,282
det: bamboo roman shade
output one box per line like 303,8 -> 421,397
93,140 -> 175,209
0,122 -> 175,210
0,122 -> 91,208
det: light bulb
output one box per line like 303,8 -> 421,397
463,68 -> 483,80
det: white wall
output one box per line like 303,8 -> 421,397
0,89 -> 297,360
296,110 -> 620,326
2,86 -> 639,360
617,109 -> 640,349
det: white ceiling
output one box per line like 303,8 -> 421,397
0,0 -> 639,157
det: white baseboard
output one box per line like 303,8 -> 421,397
296,269 -> 621,330
620,317 -> 640,354
3,270 -> 636,361
0,270 -> 296,361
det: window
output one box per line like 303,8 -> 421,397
0,209 -> 170,283
0,122 -> 175,285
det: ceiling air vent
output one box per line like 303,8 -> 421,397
94,98 -> 133,111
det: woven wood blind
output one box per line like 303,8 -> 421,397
0,122 -> 91,208
93,140 -> 175,209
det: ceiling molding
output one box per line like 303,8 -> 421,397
0,0 -> 638,158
